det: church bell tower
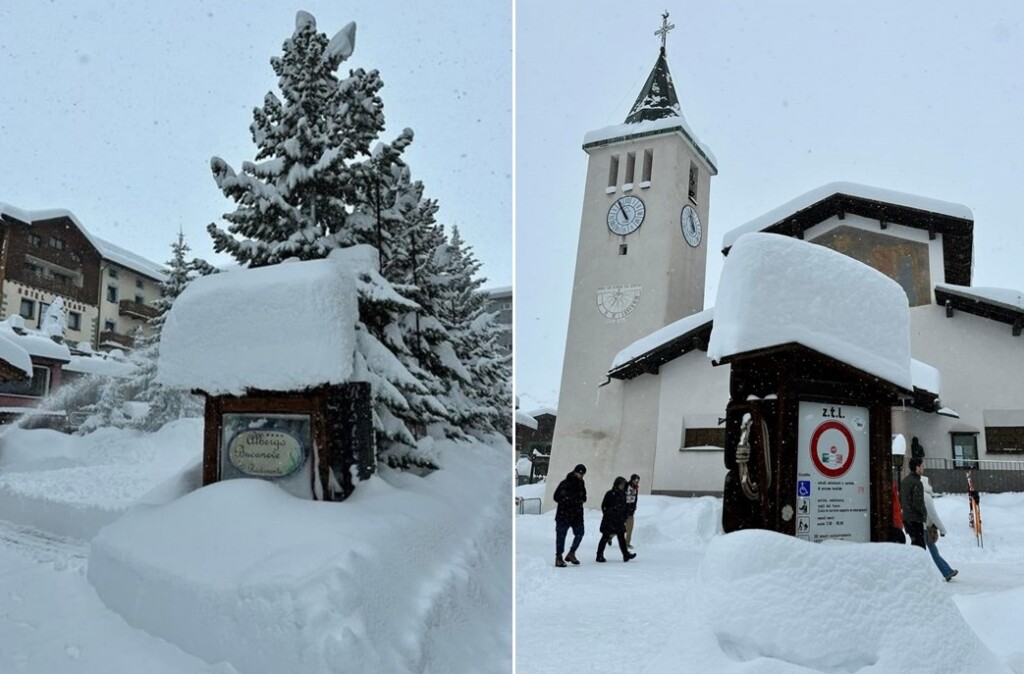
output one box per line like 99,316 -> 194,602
546,13 -> 718,507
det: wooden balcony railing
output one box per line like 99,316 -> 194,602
98,330 -> 134,349
118,299 -> 159,320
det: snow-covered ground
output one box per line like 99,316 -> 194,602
516,480 -> 1024,673
0,422 -> 512,673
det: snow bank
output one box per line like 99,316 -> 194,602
157,257 -> 357,395
88,439 -> 511,674
0,420 -> 202,539
709,233 -> 912,390
646,529 -> 1007,672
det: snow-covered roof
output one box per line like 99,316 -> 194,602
525,406 -> 557,418
484,285 -> 512,298
911,358 -> 941,396
0,316 -> 71,363
709,233 -> 912,390
610,308 -> 714,377
64,354 -> 134,377
157,256 -> 358,395
93,235 -> 167,282
0,331 -> 32,378
723,182 -> 973,250
583,115 -> 717,174
934,284 -> 1024,333
0,202 -> 166,283
515,410 -> 538,430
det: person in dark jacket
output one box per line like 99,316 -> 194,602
901,457 -> 927,548
553,464 -> 588,567
596,476 -> 637,563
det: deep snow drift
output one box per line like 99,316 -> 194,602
0,423 -> 512,673
516,480 -> 1024,673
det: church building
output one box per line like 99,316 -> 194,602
545,16 -> 1024,508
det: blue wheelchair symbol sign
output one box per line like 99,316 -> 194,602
797,481 -> 811,497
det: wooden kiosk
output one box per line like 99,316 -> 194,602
157,257 -> 374,502
710,233 -> 923,543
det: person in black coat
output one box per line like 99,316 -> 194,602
553,464 -> 588,567
596,476 -> 637,563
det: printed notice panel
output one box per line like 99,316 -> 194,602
796,401 -> 870,543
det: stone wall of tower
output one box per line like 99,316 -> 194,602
544,128 -> 714,509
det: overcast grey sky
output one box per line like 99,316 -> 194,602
515,1 -> 1024,411
0,0 -> 510,285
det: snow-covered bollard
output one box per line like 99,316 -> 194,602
709,233 -> 926,542
156,257 -> 374,501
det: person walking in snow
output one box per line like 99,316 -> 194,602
596,476 -> 637,563
553,464 -> 588,567
923,475 -> 958,581
901,457 -> 927,549
624,473 -> 640,549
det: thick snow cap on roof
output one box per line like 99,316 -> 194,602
0,331 -> 32,378
612,307 -> 714,370
709,233 -> 912,390
0,316 -> 71,363
157,257 -> 358,395
722,182 -> 974,249
583,115 -> 717,172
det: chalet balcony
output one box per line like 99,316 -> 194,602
118,299 -> 159,320
99,330 -> 134,349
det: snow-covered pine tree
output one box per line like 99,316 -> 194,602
129,231 -> 203,431
203,12 -> 442,467
432,226 -> 512,439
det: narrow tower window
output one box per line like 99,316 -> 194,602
624,152 -> 636,187
608,155 -> 620,188
619,244 -> 628,256
688,161 -> 699,203
642,149 -> 654,183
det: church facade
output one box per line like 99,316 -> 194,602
546,25 -> 1024,508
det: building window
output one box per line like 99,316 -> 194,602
136,279 -> 144,289
619,244 -> 628,255
19,299 -> 35,320
109,267 -> 119,278
48,236 -> 65,250
0,366 -> 50,398
68,311 -> 82,331
688,162 -> 699,202
951,432 -> 979,469
985,427 -> 1024,453
28,234 -> 42,247
36,302 -> 49,330
135,294 -> 144,304
107,285 -> 118,303
607,155 -> 619,188
642,149 -> 654,183
625,152 -> 636,185
684,427 -> 727,448
104,320 -> 116,332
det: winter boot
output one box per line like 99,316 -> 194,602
565,550 -> 580,565
555,554 -> 567,568
624,552 -> 637,562
595,555 -> 606,562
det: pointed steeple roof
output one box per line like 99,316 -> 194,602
625,47 -> 682,124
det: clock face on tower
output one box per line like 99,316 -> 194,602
680,204 -> 702,247
607,196 -> 645,236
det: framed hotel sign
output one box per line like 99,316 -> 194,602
220,413 -> 312,498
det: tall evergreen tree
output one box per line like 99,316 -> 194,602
203,12 -> 444,465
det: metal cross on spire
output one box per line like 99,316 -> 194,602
655,11 -> 675,52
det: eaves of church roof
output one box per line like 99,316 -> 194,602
720,183 -> 974,287
935,284 -> 1024,334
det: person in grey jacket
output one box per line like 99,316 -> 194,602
923,475 -> 958,581
900,457 -> 927,548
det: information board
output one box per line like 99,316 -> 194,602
795,401 -> 870,543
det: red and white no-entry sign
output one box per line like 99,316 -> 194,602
809,420 -> 856,479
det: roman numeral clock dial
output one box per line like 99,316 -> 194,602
680,204 -> 702,247
607,196 -> 645,236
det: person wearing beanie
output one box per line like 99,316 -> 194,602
900,457 -> 928,548
553,464 -> 588,567
596,476 -> 636,563
923,475 -> 958,581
